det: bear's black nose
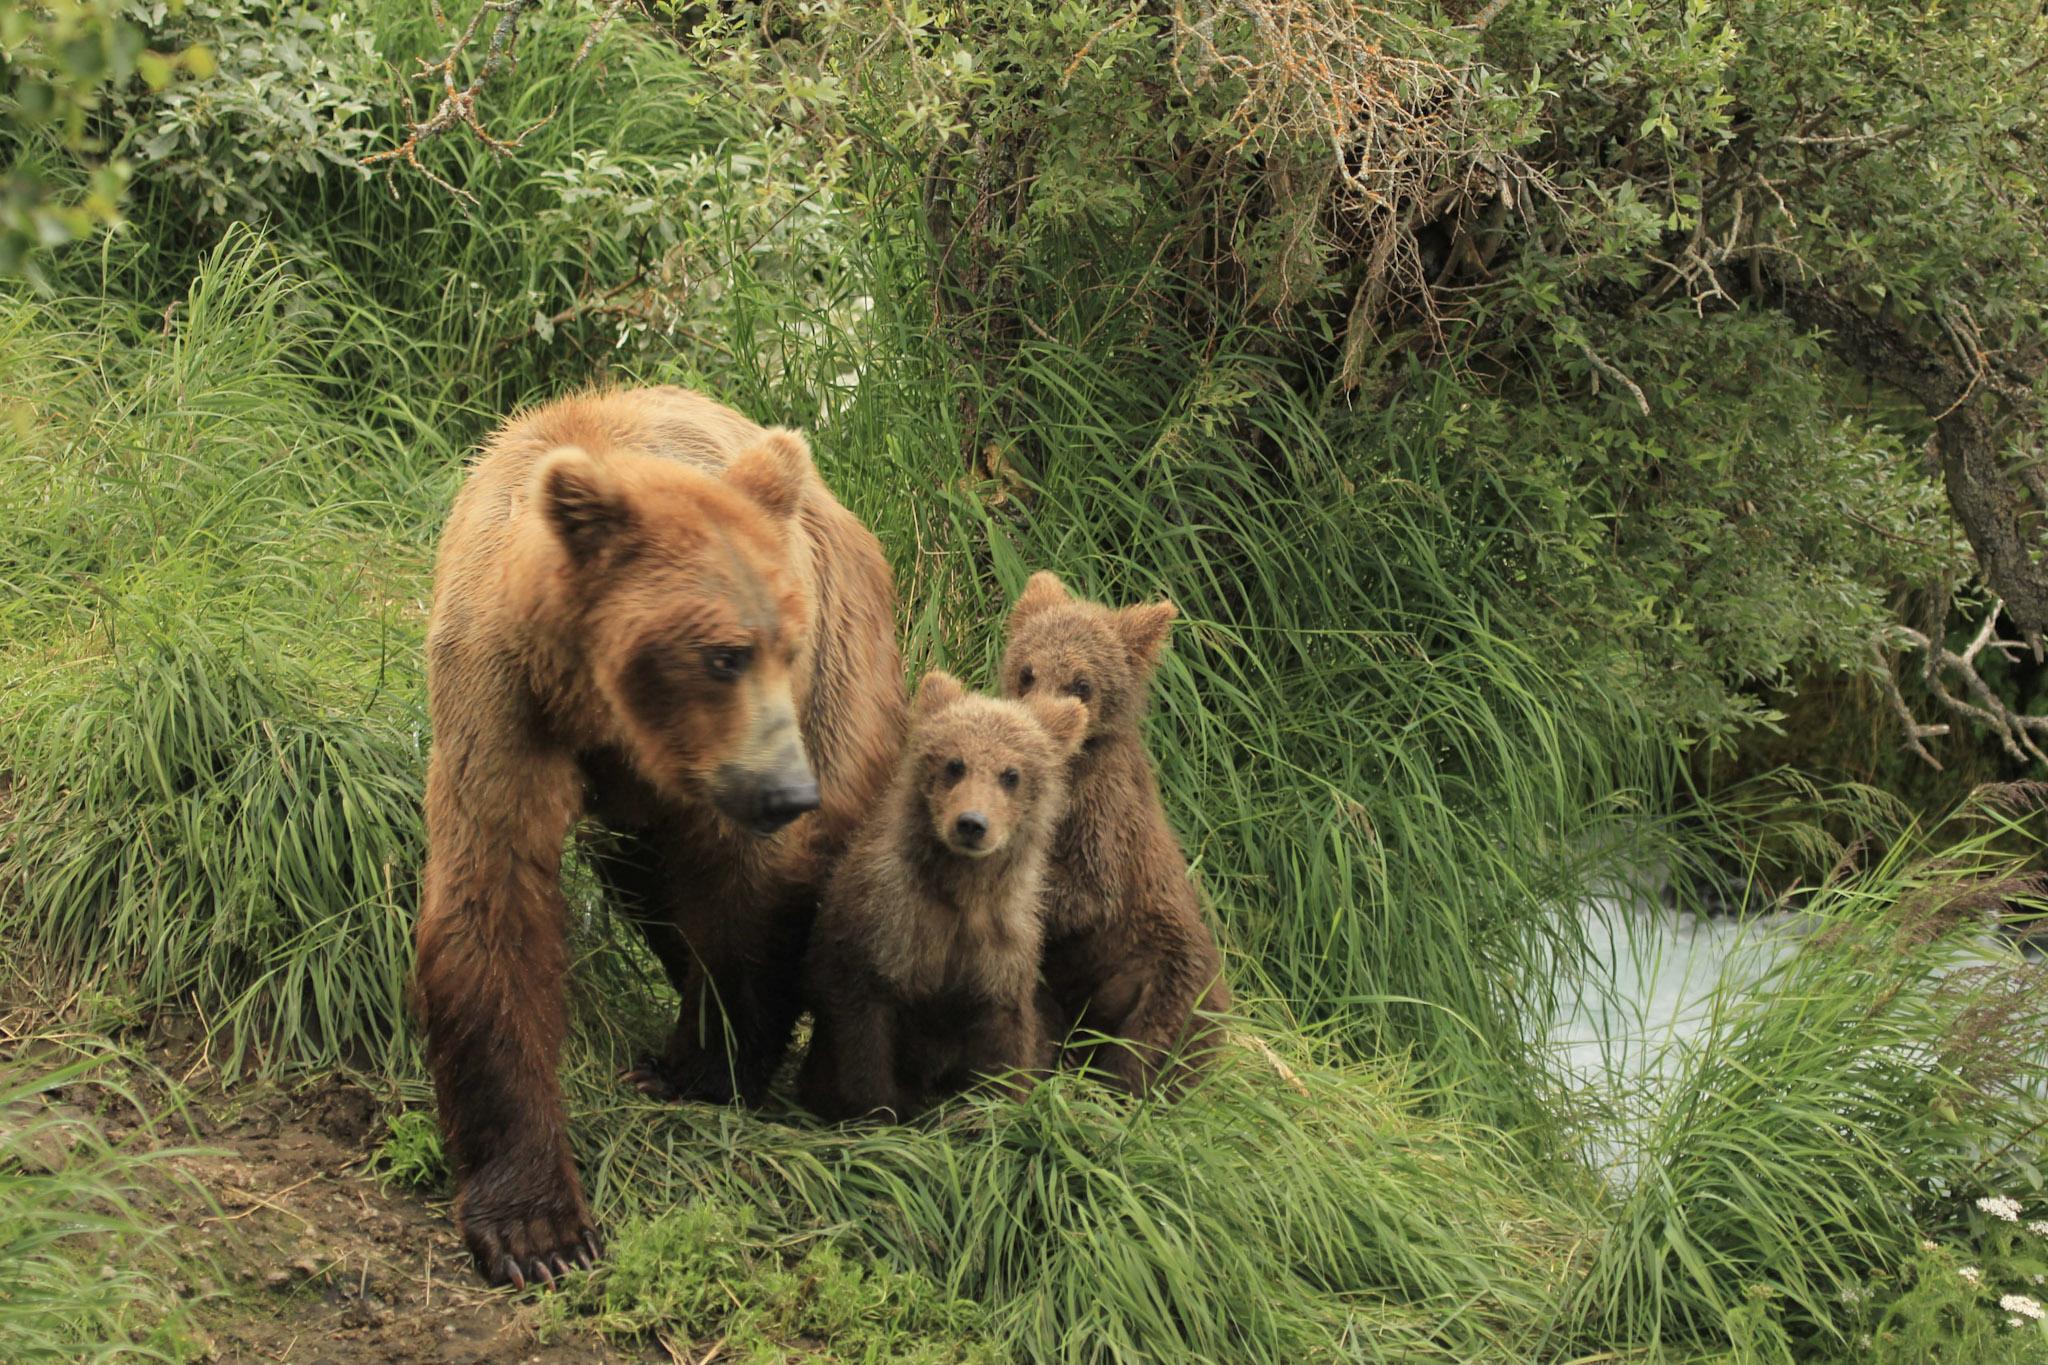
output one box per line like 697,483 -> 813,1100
953,811 -> 988,846
755,780 -> 821,832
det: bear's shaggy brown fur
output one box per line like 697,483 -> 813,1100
798,671 -> 1086,1122
416,386 -> 903,1287
999,572 -> 1230,1096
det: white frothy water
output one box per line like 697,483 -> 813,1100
1541,871 -> 2041,1179
1539,882 -> 1807,1178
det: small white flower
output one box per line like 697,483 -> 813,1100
2031,1220 -> 2048,1237
1920,1239 -> 1940,1253
1979,1195 -> 2024,1222
2003,1293 -> 2045,1320
1961,1265 -> 1983,1287
1856,1335 -> 1873,1351
2014,1316 -> 2028,1329
1838,1284 -> 1866,1304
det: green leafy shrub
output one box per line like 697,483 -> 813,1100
0,0 -> 213,283
114,1 -> 381,221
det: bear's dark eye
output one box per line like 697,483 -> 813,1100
1017,666 -> 1035,693
1067,677 -> 1092,703
944,758 -> 967,782
999,768 -> 1020,791
705,646 -> 752,681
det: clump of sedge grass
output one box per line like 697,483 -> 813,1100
545,1024 -> 1589,1364
0,231 -> 426,1074
0,1054 -> 205,1362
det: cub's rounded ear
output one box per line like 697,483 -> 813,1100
537,447 -> 633,563
1028,695 -> 1088,755
725,429 -> 812,521
912,669 -> 967,720
1115,600 -> 1177,671
1010,571 -> 1071,626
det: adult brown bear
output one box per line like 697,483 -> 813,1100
415,387 -> 903,1288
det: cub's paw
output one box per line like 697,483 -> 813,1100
461,1188 -> 601,1291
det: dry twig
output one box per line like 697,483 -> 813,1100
361,0 -> 632,202
1877,601 -> 2048,768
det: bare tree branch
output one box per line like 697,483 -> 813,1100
1880,601 -> 2048,767
361,0 -> 631,202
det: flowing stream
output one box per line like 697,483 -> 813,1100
1542,875 -> 2041,1179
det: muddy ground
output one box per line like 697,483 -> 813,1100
6,1022 -> 660,1365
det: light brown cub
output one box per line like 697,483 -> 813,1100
800,671 -> 1086,1121
999,572 -> 1229,1096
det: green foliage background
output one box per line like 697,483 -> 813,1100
2,1 -> 2047,1361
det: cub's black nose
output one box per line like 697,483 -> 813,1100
953,811 -> 988,846
755,780 -> 821,832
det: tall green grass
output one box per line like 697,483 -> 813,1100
4,5 -> 2048,1361
0,1052 -> 202,1362
1560,789 -> 2048,1359
535,1032 -> 1587,1363
1,232 -> 427,1071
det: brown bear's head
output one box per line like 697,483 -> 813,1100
532,431 -> 821,835
998,571 -> 1176,743
906,671 -> 1086,860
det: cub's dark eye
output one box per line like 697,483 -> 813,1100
999,768 -> 1021,791
705,646 -> 752,681
944,758 -> 967,782
1067,677 -> 1092,703
1017,666 -> 1035,693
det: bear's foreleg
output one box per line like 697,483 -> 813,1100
962,994 -> 1051,1102
1099,944 -> 1230,1099
802,987 -> 903,1122
417,743 -> 596,1289
635,889 -> 812,1105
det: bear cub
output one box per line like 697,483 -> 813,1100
1001,572 -> 1230,1096
800,670 -> 1086,1121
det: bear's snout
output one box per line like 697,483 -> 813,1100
943,806 -> 1007,858
714,752 -> 821,836
755,777 -> 822,829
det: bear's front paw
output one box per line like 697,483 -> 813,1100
460,1183 -> 601,1291
622,1053 -> 738,1105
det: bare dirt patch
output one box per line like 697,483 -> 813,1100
5,1027 -> 652,1365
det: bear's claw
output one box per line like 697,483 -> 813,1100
464,1201 -> 601,1292
622,1059 -> 682,1101
622,1055 -> 739,1105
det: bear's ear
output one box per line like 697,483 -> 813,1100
912,669 -> 966,721
538,448 -> 634,563
1027,695 -> 1088,755
1114,600 -> 1177,671
725,429 -> 811,522
1010,571 -> 1071,627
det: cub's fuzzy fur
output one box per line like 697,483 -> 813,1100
800,671 -> 1086,1121
1000,572 -> 1230,1095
